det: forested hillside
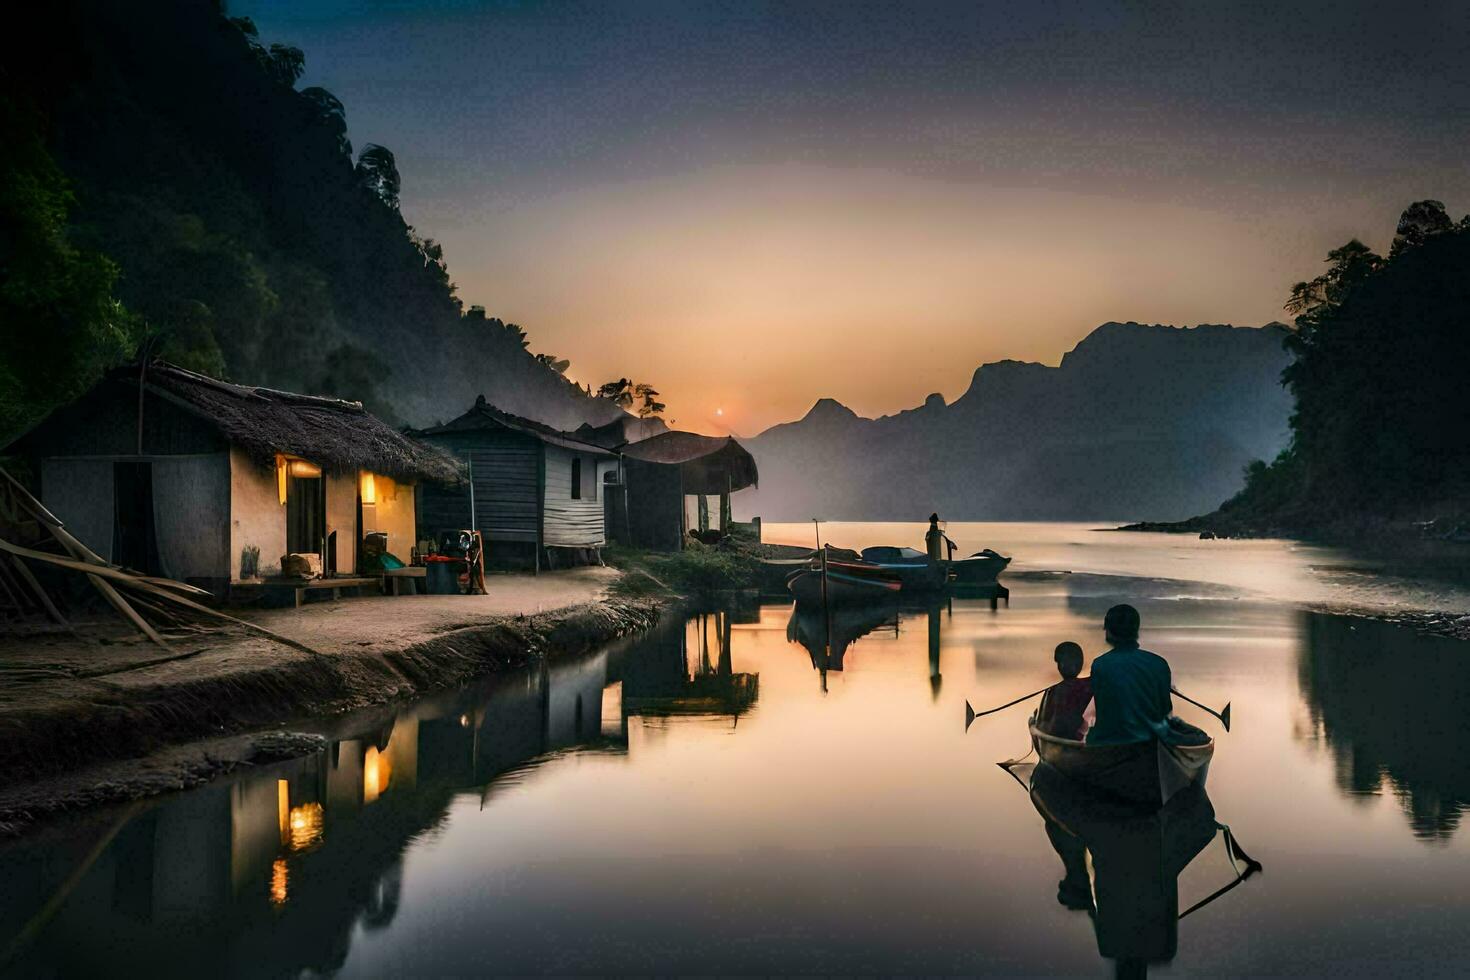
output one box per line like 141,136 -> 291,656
1203,201 -> 1470,535
0,0 -> 621,437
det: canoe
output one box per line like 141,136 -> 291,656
949,549 -> 1011,585
856,547 -> 951,590
1028,724 -> 1212,808
785,567 -> 902,605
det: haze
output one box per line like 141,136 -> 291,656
238,0 -> 1470,433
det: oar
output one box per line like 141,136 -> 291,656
964,686 -> 1048,732
1173,688 -> 1231,732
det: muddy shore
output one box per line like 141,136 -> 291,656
0,568 -> 663,835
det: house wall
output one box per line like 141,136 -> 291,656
543,445 -> 606,548
325,470 -> 357,575
417,429 -> 541,545
150,453 -> 230,584
229,448 -> 285,581
621,459 -> 685,551
40,459 -> 116,561
360,472 -> 417,559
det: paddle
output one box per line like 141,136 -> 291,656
1172,688 -> 1232,732
965,685 -> 1232,733
964,687 -> 1049,732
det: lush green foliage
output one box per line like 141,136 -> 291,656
1229,201 -> 1470,522
1,0 -> 605,438
0,96 -> 138,437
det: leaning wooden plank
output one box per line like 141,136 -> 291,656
3,553 -> 70,628
91,574 -> 167,647
0,538 -> 320,657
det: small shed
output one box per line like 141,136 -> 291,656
2,362 -> 462,593
411,397 -> 617,569
609,431 -> 760,551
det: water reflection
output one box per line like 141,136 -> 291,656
1298,612 -> 1470,841
0,621 -> 760,978
1015,762 -> 1259,977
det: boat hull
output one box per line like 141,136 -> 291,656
1029,725 -> 1212,809
785,568 -> 902,605
949,552 -> 1011,585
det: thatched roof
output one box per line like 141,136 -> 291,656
413,396 -> 616,457
620,431 -> 759,493
123,362 -> 463,483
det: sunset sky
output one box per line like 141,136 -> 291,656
238,0 -> 1470,434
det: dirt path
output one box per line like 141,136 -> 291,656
0,568 -> 664,834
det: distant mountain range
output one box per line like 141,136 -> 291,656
737,322 -> 1293,522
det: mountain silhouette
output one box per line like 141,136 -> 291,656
739,322 -> 1292,522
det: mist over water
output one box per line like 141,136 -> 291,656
4,525 -> 1469,976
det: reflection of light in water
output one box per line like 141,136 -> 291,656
364,746 -> 392,803
287,803 -> 324,851
270,858 -> 289,907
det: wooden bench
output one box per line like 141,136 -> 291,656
380,566 -> 427,596
262,575 -> 382,608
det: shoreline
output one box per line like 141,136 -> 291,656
0,568 -> 664,836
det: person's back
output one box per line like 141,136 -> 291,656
1085,605 -> 1174,746
1037,641 -> 1092,740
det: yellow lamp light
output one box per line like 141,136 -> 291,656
287,459 -> 321,479
360,471 -> 376,505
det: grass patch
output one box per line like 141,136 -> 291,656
604,542 -> 762,600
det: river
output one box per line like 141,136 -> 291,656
2,523 -> 1468,976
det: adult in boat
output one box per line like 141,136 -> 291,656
924,513 -> 957,562
1084,604 -> 1181,746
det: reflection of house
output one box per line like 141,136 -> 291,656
599,431 -> 760,551
6,644 -> 628,977
412,396 -> 618,569
2,361 -> 460,591
621,612 -> 759,719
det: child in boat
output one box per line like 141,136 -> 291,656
1036,641 -> 1091,740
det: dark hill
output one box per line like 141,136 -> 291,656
3,0 -> 622,432
740,322 -> 1293,522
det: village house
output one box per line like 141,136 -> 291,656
411,396 -> 618,570
575,424 -> 760,551
3,362 -> 462,595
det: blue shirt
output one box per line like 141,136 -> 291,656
1085,643 -> 1173,746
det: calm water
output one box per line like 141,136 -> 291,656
4,524 -> 1470,976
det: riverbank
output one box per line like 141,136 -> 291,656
0,567 -> 663,835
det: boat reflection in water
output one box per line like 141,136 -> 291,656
1005,759 -> 1262,978
787,599 -> 971,698
0,613 -> 758,978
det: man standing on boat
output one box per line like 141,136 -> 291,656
924,513 -> 956,562
1083,604 -> 1176,745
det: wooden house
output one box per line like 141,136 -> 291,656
2,362 -> 462,594
604,431 -> 760,551
411,397 -> 618,569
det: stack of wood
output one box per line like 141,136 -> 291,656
0,469 -> 315,655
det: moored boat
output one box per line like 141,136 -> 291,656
1026,724 -> 1213,808
857,546 -> 950,590
785,566 -> 901,605
950,549 -> 1011,585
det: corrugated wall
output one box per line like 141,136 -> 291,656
543,446 -> 606,547
418,430 -> 541,544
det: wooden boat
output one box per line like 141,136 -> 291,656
785,567 -> 901,605
949,549 -> 1011,585
1027,724 -> 1213,808
857,546 -> 951,590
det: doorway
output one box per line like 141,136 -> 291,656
113,461 -> 162,575
286,473 -> 326,557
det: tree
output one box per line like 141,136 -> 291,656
596,378 -> 664,417
356,144 -> 401,209
534,352 -> 570,373
1391,199 -> 1454,256
0,94 -> 138,436
301,87 -> 351,157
